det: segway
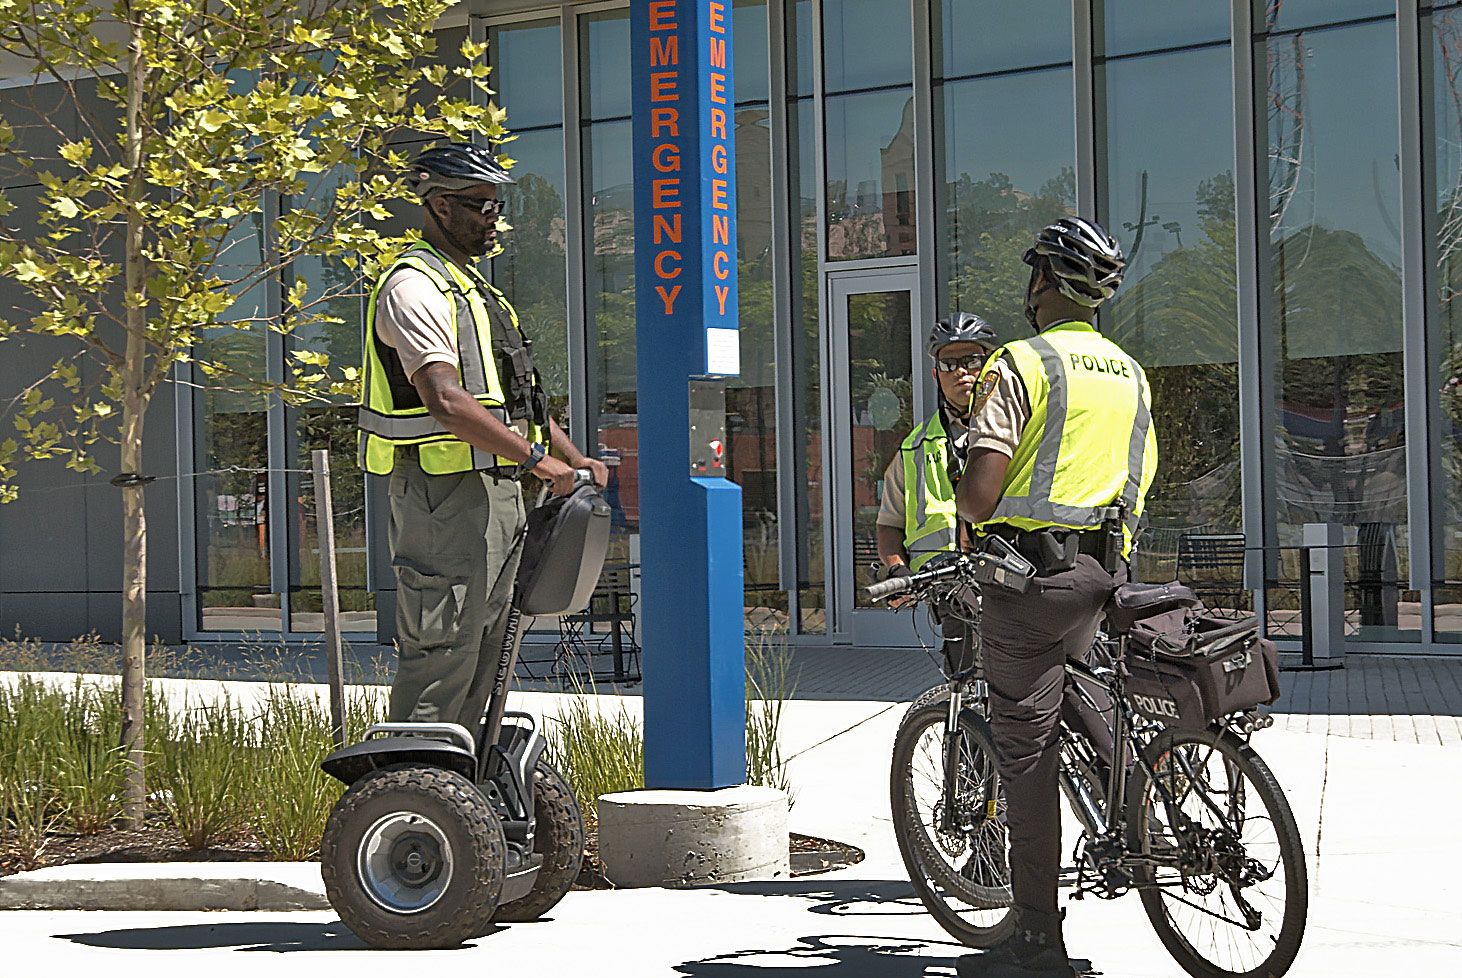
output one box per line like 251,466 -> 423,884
319,471 -> 610,949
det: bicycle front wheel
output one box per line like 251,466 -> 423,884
890,702 -> 1015,947
1126,727 -> 1308,978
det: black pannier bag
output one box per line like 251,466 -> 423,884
1106,583 -> 1281,729
515,484 -> 612,617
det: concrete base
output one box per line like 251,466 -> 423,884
0,862 -> 328,911
597,785 -> 789,888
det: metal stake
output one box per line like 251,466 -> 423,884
312,449 -> 347,748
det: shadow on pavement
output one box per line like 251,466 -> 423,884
58,920 -> 505,952
673,933 -> 962,977
709,877 -> 927,918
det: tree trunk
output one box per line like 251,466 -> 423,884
118,377 -> 148,827
118,31 -> 150,829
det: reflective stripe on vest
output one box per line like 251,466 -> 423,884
901,412 -> 958,571
357,243 -> 542,475
984,323 -> 1156,554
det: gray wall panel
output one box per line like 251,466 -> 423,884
0,591 -> 89,643
85,589 -> 182,645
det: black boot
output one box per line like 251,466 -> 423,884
955,906 -> 1080,978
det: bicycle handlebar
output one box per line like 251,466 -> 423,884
864,574 -> 914,601
863,559 -> 964,602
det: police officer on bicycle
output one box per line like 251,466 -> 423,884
876,312 -> 998,673
954,218 -> 1157,978
357,144 -> 607,728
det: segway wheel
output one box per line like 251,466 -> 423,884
494,758 -> 584,922
322,765 -> 505,949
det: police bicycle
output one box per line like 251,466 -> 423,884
867,549 -> 1308,978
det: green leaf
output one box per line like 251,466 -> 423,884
11,259 -> 49,282
197,109 -> 228,133
58,141 -> 91,165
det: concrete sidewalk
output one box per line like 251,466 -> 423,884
3,674 -> 1460,976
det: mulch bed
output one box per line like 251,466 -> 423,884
2,816 -> 861,886
0,810 -> 272,879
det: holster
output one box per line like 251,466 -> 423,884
987,520 -> 1124,577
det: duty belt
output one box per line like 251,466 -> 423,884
983,523 -> 1109,576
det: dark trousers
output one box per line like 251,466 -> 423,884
980,554 -> 1121,914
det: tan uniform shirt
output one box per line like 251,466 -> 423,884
373,267 -> 459,382
966,354 -> 1032,458
876,410 -> 971,529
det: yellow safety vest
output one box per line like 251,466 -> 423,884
900,411 -> 959,571
357,243 -> 545,476
982,321 -> 1157,557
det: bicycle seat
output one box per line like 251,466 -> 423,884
1103,581 -> 1201,635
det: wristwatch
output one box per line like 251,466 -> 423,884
516,442 -> 546,478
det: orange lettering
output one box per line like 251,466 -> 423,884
709,72 -> 726,104
710,108 -> 726,139
649,0 -> 676,31
655,284 -> 681,314
651,71 -> 678,102
653,143 -> 681,172
711,179 -> 728,210
712,213 -> 729,245
655,250 -> 683,278
709,36 -> 726,69
713,250 -> 730,279
711,143 -> 728,174
653,212 -> 682,243
651,35 -> 679,67
653,179 -> 680,208
651,107 -> 680,137
709,1 -> 725,32
715,284 -> 729,314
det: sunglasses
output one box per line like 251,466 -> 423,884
935,354 -> 986,373
442,194 -> 506,218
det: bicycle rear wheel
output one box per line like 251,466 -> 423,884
1126,727 -> 1307,978
890,702 -> 1015,947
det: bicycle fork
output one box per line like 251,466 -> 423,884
940,684 -> 967,832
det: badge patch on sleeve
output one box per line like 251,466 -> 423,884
972,371 -> 999,412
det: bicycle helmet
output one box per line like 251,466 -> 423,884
926,312 -> 998,359
1022,217 -> 1125,308
406,143 -> 515,197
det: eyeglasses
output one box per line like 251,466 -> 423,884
442,194 -> 506,218
935,354 -> 986,373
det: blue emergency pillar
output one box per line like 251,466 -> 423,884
631,0 -> 746,789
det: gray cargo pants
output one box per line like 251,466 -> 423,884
980,553 -> 1121,915
387,453 -> 526,730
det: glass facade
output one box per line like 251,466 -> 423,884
1258,14 -> 1414,641
1099,35 -> 1241,613
135,1 -> 1462,652
193,216 -> 277,633
1429,1 -> 1462,642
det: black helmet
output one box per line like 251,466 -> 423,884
406,143 -> 515,197
927,312 -> 998,359
1022,217 -> 1125,308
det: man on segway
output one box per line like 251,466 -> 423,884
357,143 -> 606,728
953,218 -> 1158,978
320,143 -> 610,950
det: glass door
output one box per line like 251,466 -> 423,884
827,267 -> 937,647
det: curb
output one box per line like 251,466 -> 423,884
0,862 -> 330,911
